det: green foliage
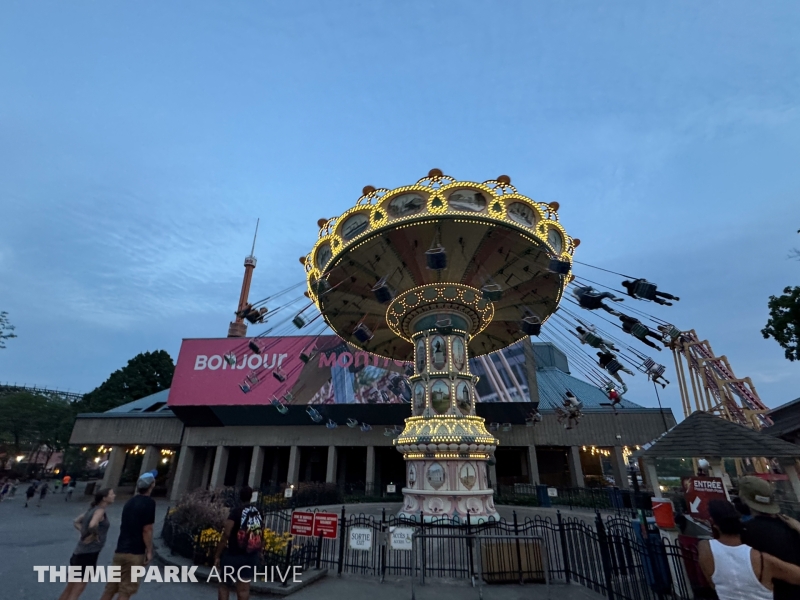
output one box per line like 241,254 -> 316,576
0,392 -> 73,453
762,286 -> 800,362
0,311 -> 16,348
75,350 -> 175,413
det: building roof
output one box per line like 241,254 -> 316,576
536,366 -> 640,410
106,389 -> 173,414
640,411 -> 800,459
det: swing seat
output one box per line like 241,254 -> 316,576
293,315 -> 306,329
384,428 -> 396,437
547,258 -> 571,275
246,373 -> 259,385
360,423 -> 372,432
326,419 -> 338,429
306,407 -> 323,423
501,423 -> 512,432
605,358 -> 622,373
239,382 -> 251,394
488,422 -> 500,432
273,369 -> 287,383
353,323 -> 374,343
245,307 -> 266,324
248,340 -> 262,355
271,398 -> 289,414
347,418 -> 359,428
481,284 -> 503,302
224,353 -> 237,366
633,280 -> 657,300
631,323 -> 650,340
522,316 -> 542,336
372,278 -> 394,304
425,246 -> 447,270
300,351 -> 311,363
283,392 -> 293,402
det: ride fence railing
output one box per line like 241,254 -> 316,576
161,506 -> 705,600
495,483 -> 654,516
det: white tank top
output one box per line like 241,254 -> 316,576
709,540 -> 772,600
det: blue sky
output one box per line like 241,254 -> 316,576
1,2 -> 798,421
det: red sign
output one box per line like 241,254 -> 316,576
683,477 -> 727,521
290,511 -> 315,536
312,512 -> 339,539
290,510 -> 339,538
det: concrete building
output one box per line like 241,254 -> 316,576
70,341 -> 675,501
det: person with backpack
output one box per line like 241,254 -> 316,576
214,486 -> 264,600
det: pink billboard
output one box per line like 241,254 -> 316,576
168,336 -> 413,407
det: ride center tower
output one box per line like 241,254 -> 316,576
303,170 -> 576,522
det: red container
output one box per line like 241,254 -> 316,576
652,498 -> 676,529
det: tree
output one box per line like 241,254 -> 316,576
762,286 -> 800,362
0,311 -> 16,348
0,392 -> 74,474
0,392 -> 42,452
75,350 -> 175,413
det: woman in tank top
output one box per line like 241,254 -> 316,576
698,499 -> 800,600
58,487 -> 116,600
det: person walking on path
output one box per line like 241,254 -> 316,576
213,485 -> 264,600
738,476 -> 800,600
53,479 -> 62,494
24,482 -> 37,507
99,470 -> 156,600
698,499 -> 800,600
66,479 -> 76,501
62,474 -> 72,493
58,488 -> 116,600
36,481 -> 49,507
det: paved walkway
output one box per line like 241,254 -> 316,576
0,482 -> 602,599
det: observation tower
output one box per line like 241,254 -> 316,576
303,170 -> 577,521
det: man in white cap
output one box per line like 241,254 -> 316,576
100,469 -> 157,600
739,476 -> 800,600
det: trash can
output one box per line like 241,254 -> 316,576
536,484 -> 551,507
652,498 -> 676,529
84,482 -> 96,496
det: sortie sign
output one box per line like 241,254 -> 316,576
684,476 -> 727,521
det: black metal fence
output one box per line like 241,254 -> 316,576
495,484 -> 653,516
162,506 -> 706,600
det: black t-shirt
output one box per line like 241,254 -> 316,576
115,494 -> 156,555
226,505 -> 263,556
741,515 -> 800,600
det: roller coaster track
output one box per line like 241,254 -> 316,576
668,330 -> 771,429
0,383 -> 84,403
